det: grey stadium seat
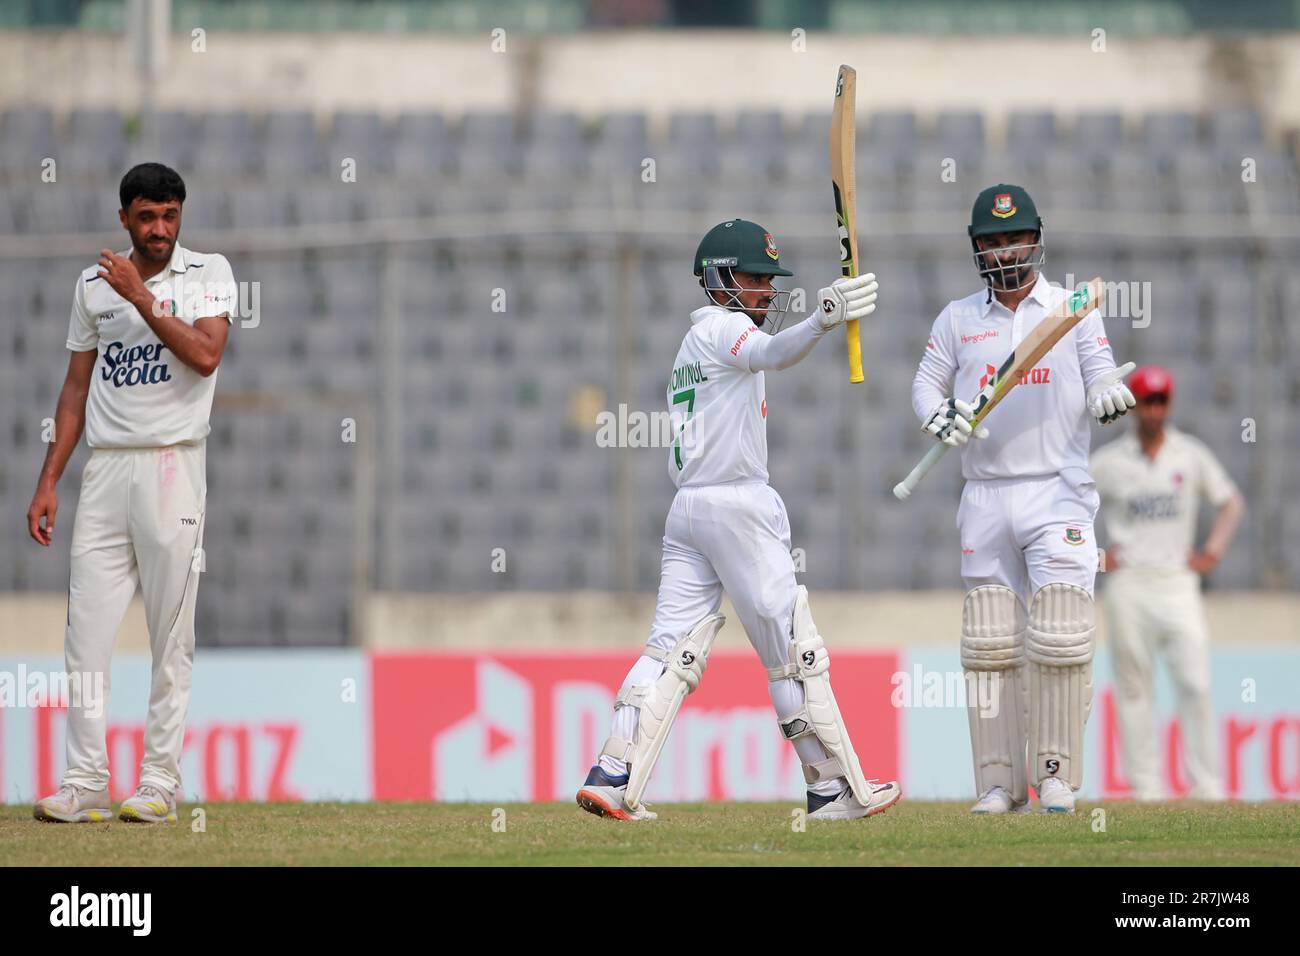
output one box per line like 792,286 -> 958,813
62,108 -> 126,179
458,111 -> 521,178
192,111 -> 258,177
391,112 -> 455,178
1207,106 -> 1264,147
262,110 -> 325,178
1071,111 -> 1124,156
1007,110 -> 1058,152
0,107 -> 56,176
1140,110 -> 1200,155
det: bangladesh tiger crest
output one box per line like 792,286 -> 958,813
764,232 -> 780,261
991,193 -> 1016,218
1064,527 -> 1085,546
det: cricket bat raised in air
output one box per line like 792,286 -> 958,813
830,64 -> 864,384
892,277 -> 1106,501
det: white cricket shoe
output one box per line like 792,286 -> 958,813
575,766 -> 658,822
33,783 -> 112,823
1038,777 -> 1076,813
118,783 -> 178,823
970,786 -> 1032,815
807,779 -> 901,820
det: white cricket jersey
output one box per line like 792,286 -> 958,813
66,244 -> 235,449
667,306 -> 769,488
911,273 -> 1117,481
1091,426 -> 1238,574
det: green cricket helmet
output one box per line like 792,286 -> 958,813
693,218 -> 793,329
968,184 -> 1046,295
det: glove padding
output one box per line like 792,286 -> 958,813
813,273 -> 878,332
923,397 -> 989,447
1087,361 -> 1137,425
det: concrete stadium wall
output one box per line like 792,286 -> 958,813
1,30 -> 1298,132
1,590 -> 1296,654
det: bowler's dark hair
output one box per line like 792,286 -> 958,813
119,163 -> 186,211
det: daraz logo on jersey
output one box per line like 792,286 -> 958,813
101,341 -> 172,387
978,363 -> 1051,390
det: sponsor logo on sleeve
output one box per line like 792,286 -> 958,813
730,327 -> 757,356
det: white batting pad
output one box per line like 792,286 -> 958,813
767,586 -> 874,806
961,585 -> 1029,803
624,613 -> 726,810
1026,582 -> 1096,789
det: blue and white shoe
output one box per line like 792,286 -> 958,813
1038,777 -> 1076,813
807,779 -> 901,820
575,765 -> 657,821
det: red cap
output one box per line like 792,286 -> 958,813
1129,365 -> 1174,402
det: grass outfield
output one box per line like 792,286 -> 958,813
3,801 -> 1298,866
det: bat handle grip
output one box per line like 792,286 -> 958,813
893,442 -> 949,501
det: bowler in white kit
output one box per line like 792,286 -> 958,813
576,219 -> 899,821
1092,365 -> 1243,800
911,184 -> 1137,813
28,164 -> 234,824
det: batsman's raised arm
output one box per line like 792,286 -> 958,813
740,273 -> 877,372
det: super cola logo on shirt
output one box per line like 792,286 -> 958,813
100,341 -> 172,388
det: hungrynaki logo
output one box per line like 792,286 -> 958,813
960,329 -> 1000,345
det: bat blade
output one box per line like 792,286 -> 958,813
893,277 -> 1105,500
830,64 -> 863,384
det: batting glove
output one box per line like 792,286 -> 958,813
1087,361 -> 1138,425
923,397 -> 989,447
813,273 -> 878,332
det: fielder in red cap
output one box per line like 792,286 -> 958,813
1091,365 -> 1245,800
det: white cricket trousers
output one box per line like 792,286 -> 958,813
1105,569 -> 1222,800
957,471 -> 1100,603
600,480 -> 841,794
63,443 -> 206,795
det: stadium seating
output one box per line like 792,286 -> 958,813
1,105 -> 1294,645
